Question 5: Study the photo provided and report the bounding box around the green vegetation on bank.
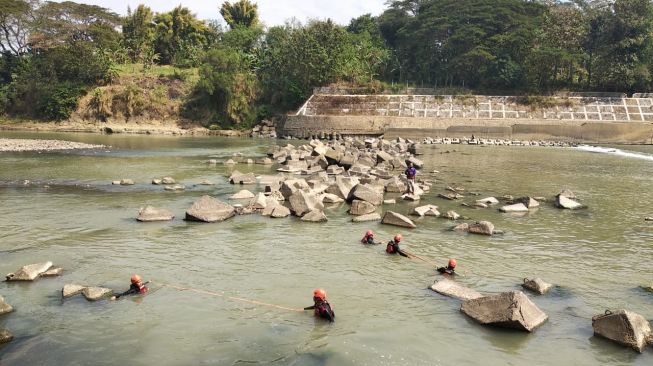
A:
[1,0,653,128]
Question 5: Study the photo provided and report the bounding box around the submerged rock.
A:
[229,190,256,200]
[301,209,328,222]
[137,205,174,222]
[515,196,540,208]
[0,329,13,344]
[468,221,495,236]
[592,309,652,353]
[163,184,185,191]
[477,197,499,205]
[119,179,134,185]
[382,211,417,228]
[401,193,421,201]
[499,203,529,213]
[185,195,235,222]
[161,177,176,184]
[413,205,440,217]
[0,295,13,315]
[82,287,113,301]
[438,193,464,200]
[522,278,553,295]
[352,213,382,222]
[62,284,87,298]
[5,262,53,281]
[452,223,470,232]
[41,267,63,277]
[431,278,483,301]
[443,211,461,220]
[460,291,548,332]
[555,194,584,210]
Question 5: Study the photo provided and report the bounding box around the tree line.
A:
[1,0,652,126]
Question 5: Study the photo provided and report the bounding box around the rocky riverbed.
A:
[0,138,105,152]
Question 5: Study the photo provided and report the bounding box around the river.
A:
[0,131,652,365]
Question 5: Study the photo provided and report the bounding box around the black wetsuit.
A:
[117,283,148,298]
[437,266,456,275]
[304,299,335,322]
[361,236,378,245]
[386,240,408,257]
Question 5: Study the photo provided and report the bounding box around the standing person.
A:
[386,234,409,257]
[304,288,335,322]
[405,161,417,195]
[110,274,149,300]
[361,230,379,245]
[436,259,457,275]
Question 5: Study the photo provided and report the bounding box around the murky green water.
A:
[0,131,652,365]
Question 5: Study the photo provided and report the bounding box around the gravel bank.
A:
[0,138,105,152]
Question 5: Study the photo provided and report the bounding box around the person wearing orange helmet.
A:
[361,230,379,245]
[304,288,335,322]
[437,258,457,275]
[111,274,149,300]
[386,233,408,257]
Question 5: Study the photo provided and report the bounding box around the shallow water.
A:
[0,131,652,365]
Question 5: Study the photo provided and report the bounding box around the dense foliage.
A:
[1,0,653,125]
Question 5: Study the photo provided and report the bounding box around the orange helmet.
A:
[394,234,402,242]
[313,288,327,300]
[131,274,142,284]
[366,230,374,236]
[448,259,457,268]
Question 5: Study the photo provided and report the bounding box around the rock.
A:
[352,213,382,222]
[326,176,360,199]
[137,205,174,222]
[151,179,162,185]
[0,295,13,315]
[443,211,460,220]
[288,190,324,217]
[468,221,495,236]
[402,193,421,201]
[431,278,483,301]
[460,291,548,332]
[645,217,653,221]
[280,178,310,199]
[558,189,576,199]
[384,177,407,193]
[438,193,464,200]
[185,195,236,222]
[413,205,440,217]
[514,196,540,208]
[120,179,134,185]
[349,200,377,215]
[161,177,176,184]
[477,197,499,205]
[320,193,344,204]
[249,193,268,209]
[163,184,185,191]
[592,309,652,353]
[522,278,553,295]
[256,158,273,165]
[350,184,384,206]
[0,329,13,344]
[452,223,470,232]
[82,287,113,301]
[383,199,396,204]
[62,284,87,298]
[270,205,291,218]
[41,267,63,277]
[5,262,53,281]
[111,180,121,185]
[376,150,394,164]
[406,156,424,169]
[555,194,584,209]
[224,159,237,165]
[382,211,417,228]
[198,180,214,185]
[230,190,256,200]
[301,210,328,222]
[499,203,529,213]
[229,171,256,185]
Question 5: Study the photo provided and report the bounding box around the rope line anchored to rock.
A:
[159,283,305,312]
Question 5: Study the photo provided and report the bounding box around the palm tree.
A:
[220,0,259,29]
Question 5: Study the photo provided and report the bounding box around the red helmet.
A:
[394,234,402,242]
[448,259,457,268]
[366,230,374,236]
[131,274,142,284]
[313,288,327,300]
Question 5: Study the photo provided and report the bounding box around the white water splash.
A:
[575,145,653,161]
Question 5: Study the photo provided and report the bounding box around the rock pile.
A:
[250,119,277,138]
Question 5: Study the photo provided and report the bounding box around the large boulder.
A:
[460,291,548,332]
[384,177,407,193]
[376,150,394,164]
[499,203,529,213]
[280,179,310,199]
[0,329,13,344]
[382,211,417,228]
[185,196,236,222]
[288,190,324,217]
[301,210,328,222]
[350,184,384,205]
[325,176,360,200]
[270,205,291,218]
[82,287,113,301]
[349,200,377,215]
[229,190,256,200]
[62,284,87,298]
[5,262,53,281]
[555,194,584,209]
[515,196,540,208]
[431,278,483,301]
[592,309,652,353]
[0,295,13,315]
[468,221,495,236]
[137,205,174,222]
[352,213,382,222]
[522,278,553,295]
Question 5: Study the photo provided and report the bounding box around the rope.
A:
[159,283,305,313]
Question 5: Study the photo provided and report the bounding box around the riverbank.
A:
[0,138,105,152]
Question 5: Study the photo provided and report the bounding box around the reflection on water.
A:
[0,132,652,365]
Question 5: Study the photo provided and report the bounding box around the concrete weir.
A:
[281,93,653,144]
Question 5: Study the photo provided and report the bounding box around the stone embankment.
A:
[0,138,104,152]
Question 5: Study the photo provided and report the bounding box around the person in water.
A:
[111,274,149,300]
[436,259,457,275]
[361,230,379,245]
[404,161,417,195]
[304,288,335,322]
[386,234,409,257]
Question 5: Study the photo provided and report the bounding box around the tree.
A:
[0,0,36,55]
[220,0,259,29]
[122,4,155,63]
[153,6,214,66]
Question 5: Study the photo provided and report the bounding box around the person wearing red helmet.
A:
[361,230,379,245]
[111,274,149,300]
[437,259,457,275]
[386,234,409,257]
[304,288,335,322]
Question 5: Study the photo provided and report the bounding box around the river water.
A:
[0,131,651,365]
